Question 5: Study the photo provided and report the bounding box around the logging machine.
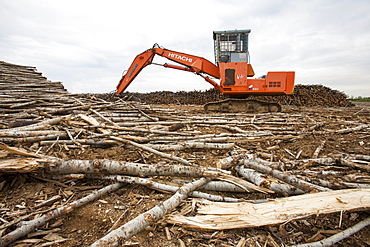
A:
[115,29,295,113]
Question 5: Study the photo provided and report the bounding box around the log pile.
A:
[0,92,369,246]
[103,84,354,107]
[0,62,368,246]
[0,61,68,98]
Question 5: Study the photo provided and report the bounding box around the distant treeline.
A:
[349,96,370,102]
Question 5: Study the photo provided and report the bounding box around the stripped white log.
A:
[172,179,248,193]
[99,125,192,136]
[89,108,118,126]
[87,175,242,202]
[216,172,273,194]
[290,216,370,247]
[348,154,370,161]
[0,117,63,132]
[44,158,223,178]
[215,125,271,135]
[9,100,39,109]
[0,130,64,137]
[90,178,210,247]
[0,133,70,144]
[241,155,331,193]
[110,136,193,166]
[235,166,304,195]
[40,139,118,146]
[334,124,369,134]
[340,158,370,173]
[167,189,370,230]
[312,140,326,159]
[79,114,110,134]
[218,154,331,192]
[44,158,270,193]
[147,142,234,151]
[0,183,123,247]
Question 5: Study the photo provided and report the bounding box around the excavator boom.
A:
[116,44,221,94]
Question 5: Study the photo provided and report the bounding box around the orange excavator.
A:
[115,29,295,113]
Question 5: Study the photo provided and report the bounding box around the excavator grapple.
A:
[115,29,295,113]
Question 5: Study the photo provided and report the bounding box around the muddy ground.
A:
[1,102,369,247]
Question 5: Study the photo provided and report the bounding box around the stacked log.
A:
[0,61,68,98]
[251,84,354,107]
[106,84,354,107]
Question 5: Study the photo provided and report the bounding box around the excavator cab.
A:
[213,29,250,64]
[213,30,255,92]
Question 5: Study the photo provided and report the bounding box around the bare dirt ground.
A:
[1,102,369,247]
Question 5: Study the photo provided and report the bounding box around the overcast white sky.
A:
[1,0,369,97]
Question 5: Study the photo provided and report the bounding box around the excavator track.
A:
[204,99,282,113]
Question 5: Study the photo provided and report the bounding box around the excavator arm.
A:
[115,44,222,94]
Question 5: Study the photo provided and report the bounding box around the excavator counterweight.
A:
[115,30,295,113]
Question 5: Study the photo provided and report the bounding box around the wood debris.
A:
[166,188,370,230]
[0,61,369,246]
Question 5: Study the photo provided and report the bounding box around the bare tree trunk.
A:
[240,155,331,193]
[235,166,304,195]
[110,136,193,166]
[147,142,234,151]
[167,189,370,230]
[0,183,123,247]
[340,158,370,173]
[90,177,211,247]
[87,175,242,202]
[44,158,218,177]
[290,216,370,247]
[2,117,63,132]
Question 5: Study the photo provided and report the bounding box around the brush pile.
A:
[108,84,354,107]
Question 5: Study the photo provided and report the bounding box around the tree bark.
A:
[90,178,211,247]
[290,216,370,247]
[0,183,123,247]
[240,154,331,193]
[235,166,304,195]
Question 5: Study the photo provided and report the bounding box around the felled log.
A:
[219,154,330,192]
[79,114,110,134]
[242,155,331,192]
[166,188,370,230]
[290,216,370,247]
[101,125,192,136]
[86,175,242,202]
[0,183,123,247]
[340,158,370,173]
[1,117,63,132]
[173,179,248,193]
[90,178,210,247]
[0,130,65,138]
[235,166,304,195]
[147,142,235,151]
[111,136,193,166]
[40,139,118,147]
[44,158,271,193]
